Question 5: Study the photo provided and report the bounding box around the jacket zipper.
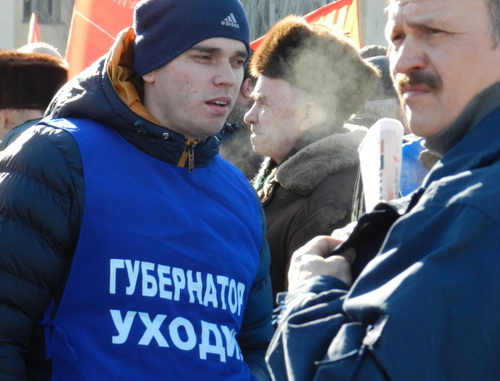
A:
[188,143,195,173]
[177,141,198,173]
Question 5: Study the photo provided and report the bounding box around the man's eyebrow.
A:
[235,50,249,60]
[406,14,444,30]
[250,92,266,101]
[189,44,248,60]
[189,45,220,54]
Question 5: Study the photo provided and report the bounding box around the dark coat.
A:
[266,83,500,381]
[0,28,273,381]
[253,124,366,300]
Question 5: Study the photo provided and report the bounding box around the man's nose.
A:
[391,36,428,75]
[244,103,258,125]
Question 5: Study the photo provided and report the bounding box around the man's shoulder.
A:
[417,162,500,225]
[15,120,79,150]
[0,118,83,182]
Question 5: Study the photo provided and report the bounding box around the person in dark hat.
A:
[350,55,435,203]
[349,54,419,218]
[0,49,67,140]
[352,55,407,129]
[244,15,378,302]
[359,43,388,59]
[0,0,273,379]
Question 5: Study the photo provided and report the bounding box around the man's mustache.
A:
[395,71,442,93]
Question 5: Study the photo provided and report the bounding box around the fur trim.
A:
[249,16,379,121]
[277,124,367,194]
[0,50,67,110]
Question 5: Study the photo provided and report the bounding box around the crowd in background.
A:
[1,0,499,380]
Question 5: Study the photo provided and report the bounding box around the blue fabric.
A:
[267,99,500,380]
[47,118,262,380]
[400,137,427,196]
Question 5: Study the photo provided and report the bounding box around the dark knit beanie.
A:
[133,0,250,76]
[0,50,68,110]
[365,55,398,101]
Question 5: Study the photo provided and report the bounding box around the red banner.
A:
[65,0,360,78]
[65,0,137,78]
[250,0,360,50]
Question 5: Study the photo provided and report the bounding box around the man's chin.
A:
[407,117,442,139]
[249,137,264,154]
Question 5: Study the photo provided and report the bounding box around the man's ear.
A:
[298,102,325,132]
[0,109,14,139]
[0,109,10,131]
[142,70,156,84]
[240,77,253,99]
[237,77,255,108]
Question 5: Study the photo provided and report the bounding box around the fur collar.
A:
[255,124,366,196]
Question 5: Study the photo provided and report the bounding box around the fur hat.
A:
[0,50,68,110]
[249,16,379,121]
[133,0,250,76]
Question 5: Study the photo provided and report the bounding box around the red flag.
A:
[250,0,361,50]
[65,0,135,78]
[28,12,41,44]
[65,0,361,77]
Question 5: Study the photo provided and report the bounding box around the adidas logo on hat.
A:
[221,13,240,29]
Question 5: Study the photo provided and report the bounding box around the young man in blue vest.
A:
[0,0,273,380]
[266,0,500,379]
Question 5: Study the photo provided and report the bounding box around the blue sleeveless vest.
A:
[45,118,262,380]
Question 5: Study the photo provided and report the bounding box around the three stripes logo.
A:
[221,13,240,29]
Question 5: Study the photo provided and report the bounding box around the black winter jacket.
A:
[0,28,273,380]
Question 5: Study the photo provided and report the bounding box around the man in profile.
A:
[266,0,500,379]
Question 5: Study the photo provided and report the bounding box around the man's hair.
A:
[17,42,65,60]
[490,0,500,43]
[387,0,500,44]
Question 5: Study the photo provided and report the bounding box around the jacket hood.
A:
[47,28,149,126]
[46,28,221,169]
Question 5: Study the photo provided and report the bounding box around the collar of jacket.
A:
[255,123,367,198]
[425,82,500,156]
[45,28,221,170]
[423,82,500,188]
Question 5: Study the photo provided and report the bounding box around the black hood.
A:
[46,28,221,169]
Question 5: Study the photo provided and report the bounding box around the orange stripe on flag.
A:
[28,12,41,44]
[250,0,360,51]
[303,0,353,20]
